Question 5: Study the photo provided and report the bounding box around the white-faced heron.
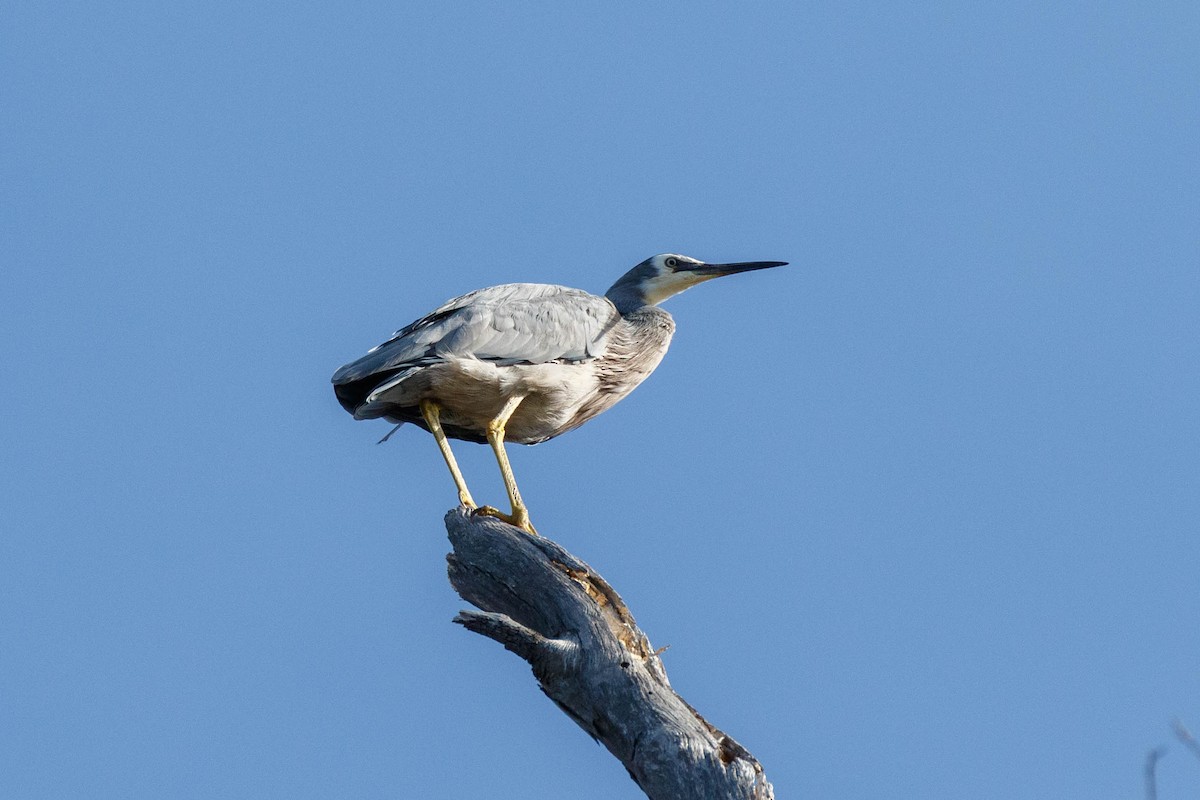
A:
[332,253,787,533]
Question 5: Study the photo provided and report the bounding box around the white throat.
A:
[641,269,712,306]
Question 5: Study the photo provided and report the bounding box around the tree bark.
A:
[444,508,774,800]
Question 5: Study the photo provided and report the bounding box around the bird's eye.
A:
[665,257,679,269]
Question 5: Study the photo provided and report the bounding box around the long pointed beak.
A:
[684,260,789,277]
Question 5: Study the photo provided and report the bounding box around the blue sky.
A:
[3,3,1198,798]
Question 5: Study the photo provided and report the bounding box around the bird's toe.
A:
[473,505,504,519]
[473,505,538,536]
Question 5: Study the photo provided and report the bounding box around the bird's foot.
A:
[473,505,538,536]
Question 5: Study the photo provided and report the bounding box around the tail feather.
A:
[332,368,404,415]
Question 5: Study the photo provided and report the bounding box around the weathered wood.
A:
[445,508,774,800]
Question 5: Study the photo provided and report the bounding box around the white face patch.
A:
[641,254,712,306]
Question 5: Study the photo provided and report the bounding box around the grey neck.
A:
[604,260,658,315]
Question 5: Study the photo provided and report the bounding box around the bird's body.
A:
[333,284,675,445]
[333,254,786,532]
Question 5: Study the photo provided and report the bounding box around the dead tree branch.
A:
[444,508,773,800]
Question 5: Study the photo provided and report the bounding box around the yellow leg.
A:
[475,394,537,535]
[420,399,475,509]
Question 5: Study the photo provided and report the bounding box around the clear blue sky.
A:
[3,3,1198,798]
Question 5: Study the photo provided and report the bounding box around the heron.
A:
[332,253,787,533]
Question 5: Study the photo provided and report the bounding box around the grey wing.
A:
[331,283,620,385]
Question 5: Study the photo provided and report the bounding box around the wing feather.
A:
[331,283,620,386]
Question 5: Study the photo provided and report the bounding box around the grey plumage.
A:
[333,284,626,442]
[332,253,786,532]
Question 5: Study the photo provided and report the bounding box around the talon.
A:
[473,505,538,536]
[473,505,505,519]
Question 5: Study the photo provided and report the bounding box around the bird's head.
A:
[605,253,788,313]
